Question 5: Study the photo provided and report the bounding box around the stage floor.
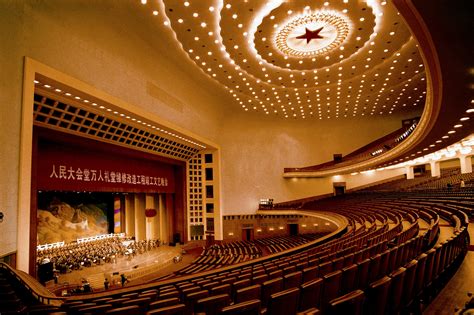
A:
[47,245,200,293]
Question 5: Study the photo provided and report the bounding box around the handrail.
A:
[0,262,65,305]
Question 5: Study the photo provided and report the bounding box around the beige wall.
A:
[222,215,338,242]
[217,112,410,213]
[0,1,420,258]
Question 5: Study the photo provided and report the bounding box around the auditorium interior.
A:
[0,0,473,314]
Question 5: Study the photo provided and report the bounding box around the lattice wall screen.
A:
[33,91,201,161]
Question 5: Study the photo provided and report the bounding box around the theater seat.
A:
[219,299,260,315]
[146,303,186,315]
[195,294,231,315]
[261,277,283,309]
[263,287,300,315]
[149,297,180,310]
[298,278,323,312]
[328,289,365,315]
[234,284,261,304]
[365,276,391,315]
[321,270,342,312]
[105,305,141,315]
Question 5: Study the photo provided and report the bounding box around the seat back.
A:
[321,270,342,312]
[252,274,268,285]
[318,261,333,276]
[366,276,391,315]
[266,287,300,315]
[328,289,365,315]
[78,304,112,314]
[356,259,370,289]
[302,266,319,283]
[340,264,358,294]
[413,253,428,297]
[261,277,283,308]
[298,278,323,312]
[401,260,418,307]
[368,254,382,283]
[234,284,261,304]
[121,297,152,312]
[146,303,186,315]
[195,294,231,315]
[105,305,141,315]
[283,271,303,289]
[211,283,232,296]
[185,290,209,314]
[378,250,390,279]
[149,297,180,311]
[387,267,406,315]
[220,299,260,315]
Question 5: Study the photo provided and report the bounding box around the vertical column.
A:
[167,194,176,244]
[430,161,441,177]
[159,194,168,245]
[134,193,146,241]
[125,194,135,238]
[459,155,473,174]
[405,166,414,180]
[145,194,160,240]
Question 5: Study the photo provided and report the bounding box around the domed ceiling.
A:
[143,0,426,120]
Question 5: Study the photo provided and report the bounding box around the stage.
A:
[46,244,199,294]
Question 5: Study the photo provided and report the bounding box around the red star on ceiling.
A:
[296,26,324,44]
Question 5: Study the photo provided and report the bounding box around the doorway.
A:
[288,224,299,236]
[242,228,254,241]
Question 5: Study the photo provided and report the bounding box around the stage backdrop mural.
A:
[37,192,112,245]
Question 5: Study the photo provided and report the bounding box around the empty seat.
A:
[321,270,342,312]
[356,258,370,289]
[332,257,345,271]
[263,287,300,315]
[78,304,113,314]
[387,267,406,315]
[149,297,180,310]
[401,260,418,310]
[261,277,283,309]
[368,254,382,283]
[234,284,261,304]
[340,264,358,295]
[284,271,303,289]
[211,284,232,296]
[328,289,365,315]
[302,266,319,283]
[159,290,180,300]
[105,305,141,315]
[298,278,323,312]
[195,294,231,315]
[378,250,390,279]
[232,279,251,298]
[365,276,391,315]
[219,299,260,315]
[146,303,186,315]
[318,261,333,276]
[185,290,209,315]
[252,274,268,285]
[121,297,152,312]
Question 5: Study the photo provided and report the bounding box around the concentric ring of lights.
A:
[275,12,350,58]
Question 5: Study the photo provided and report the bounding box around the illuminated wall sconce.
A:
[228,232,234,236]
[269,227,274,231]
[256,228,262,232]
[313,223,318,226]
[279,226,284,230]
[325,222,330,226]
[301,224,307,227]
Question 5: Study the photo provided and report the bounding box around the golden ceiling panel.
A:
[150,0,426,120]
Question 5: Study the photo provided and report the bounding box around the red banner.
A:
[37,140,175,193]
